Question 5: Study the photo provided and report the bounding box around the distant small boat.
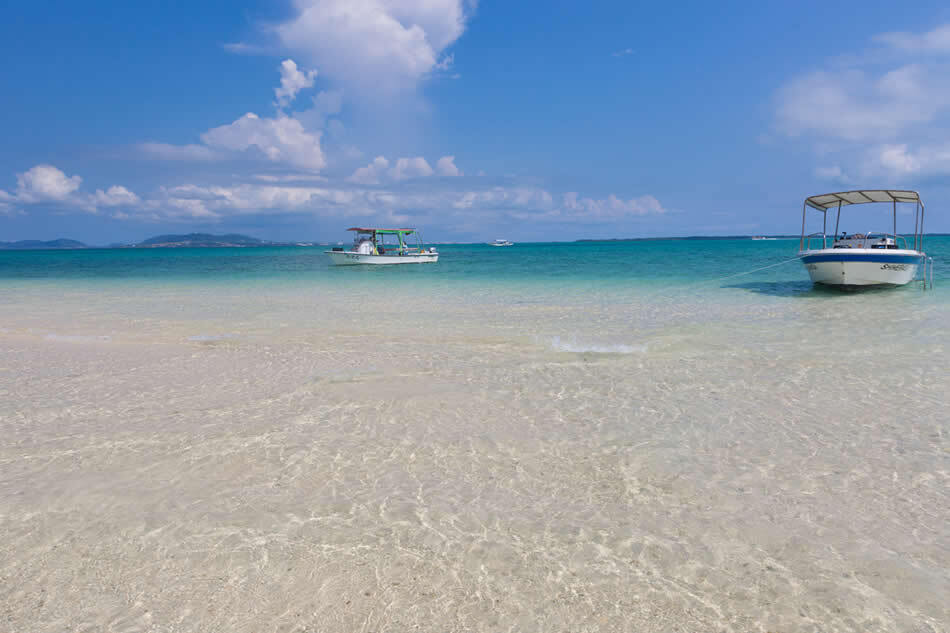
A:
[751,236,776,240]
[798,189,930,287]
[325,227,438,265]
[489,239,513,247]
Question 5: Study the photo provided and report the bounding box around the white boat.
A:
[325,227,438,265]
[489,239,513,247]
[797,190,929,287]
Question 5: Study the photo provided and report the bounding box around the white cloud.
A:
[16,164,82,202]
[612,48,634,57]
[875,24,950,54]
[347,156,389,184]
[0,189,14,214]
[74,175,665,228]
[876,144,919,174]
[274,59,317,108]
[560,192,665,219]
[5,164,140,214]
[295,89,344,130]
[139,142,218,161]
[389,156,433,181]
[94,185,141,207]
[776,65,950,141]
[275,0,472,96]
[201,113,326,172]
[137,60,328,173]
[348,154,462,184]
[436,155,461,177]
[865,142,950,177]
[775,23,950,179]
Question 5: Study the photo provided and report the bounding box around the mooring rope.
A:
[716,255,805,282]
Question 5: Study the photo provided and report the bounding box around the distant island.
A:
[575,235,799,242]
[0,233,314,250]
[0,238,87,250]
[134,233,304,248]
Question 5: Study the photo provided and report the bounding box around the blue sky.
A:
[2,0,950,244]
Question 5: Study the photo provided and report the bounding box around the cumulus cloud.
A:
[346,156,463,185]
[0,188,14,214]
[16,164,82,202]
[31,171,661,228]
[875,24,950,54]
[436,155,461,176]
[347,155,461,184]
[275,0,472,96]
[201,113,326,172]
[5,164,139,214]
[274,59,317,108]
[560,193,665,219]
[775,22,950,179]
[295,89,344,130]
[94,185,141,207]
[347,156,389,184]
[138,60,328,173]
[776,65,950,142]
[389,156,433,181]
[866,142,950,177]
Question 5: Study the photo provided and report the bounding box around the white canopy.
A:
[805,190,921,211]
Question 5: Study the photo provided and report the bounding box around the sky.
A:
[2,0,950,244]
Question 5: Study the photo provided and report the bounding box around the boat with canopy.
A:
[325,227,438,265]
[798,189,932,287]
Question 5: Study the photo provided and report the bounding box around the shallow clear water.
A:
[1,239,947,632]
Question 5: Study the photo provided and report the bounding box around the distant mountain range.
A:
[0,238,87,249]
[136,233,273,247]
[0,233,313,249]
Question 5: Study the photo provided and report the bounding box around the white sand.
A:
[0,283,947,632]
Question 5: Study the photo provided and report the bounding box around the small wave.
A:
[549,336,647,354]
[44,333,112,343]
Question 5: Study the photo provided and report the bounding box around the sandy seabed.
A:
[0,283,947,632]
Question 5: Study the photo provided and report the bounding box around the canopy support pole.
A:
[914,200,920,251]
[893,200,897,245]
[834,201,841,240]
[822,209,827,249]
[799,202,807,251]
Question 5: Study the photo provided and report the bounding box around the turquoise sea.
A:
[1,237,947,632]
[1,236,947,291]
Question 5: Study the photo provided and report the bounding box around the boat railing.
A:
[811,231,911,250]
[803,232,828,250]
[862,232,909,250]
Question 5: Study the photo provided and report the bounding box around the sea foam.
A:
[548,336,647,354]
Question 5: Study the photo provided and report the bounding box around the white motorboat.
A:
[489,239,513,247]
[325,227,438,265]
[798,190,930,287]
